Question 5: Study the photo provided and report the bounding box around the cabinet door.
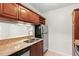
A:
[2,3,18,19]
[30,43,38,56]
[34,14,40,25]
[37,40,43,56]
[30,40,43,56]
[28,11,40,25]
[18,6,30,22]
[74,10,79,39]
[40,18,45,25]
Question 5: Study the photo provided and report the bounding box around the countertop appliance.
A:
[35,24,48,53]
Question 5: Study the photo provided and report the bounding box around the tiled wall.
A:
[0,20,34,40]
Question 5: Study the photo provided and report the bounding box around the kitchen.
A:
[0,3,48,56]
[0,3,79,56]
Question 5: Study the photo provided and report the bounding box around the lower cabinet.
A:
[30,40,43,56]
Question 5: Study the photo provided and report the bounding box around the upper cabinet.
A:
[1,3,18,19]
[28,11,40,25]
[18,5,40,25]
[18,5,30,22]
[74,10,79,39]
[39,17,45,25]
[0,3,45,25]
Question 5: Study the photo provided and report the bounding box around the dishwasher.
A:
[9,47,30,56]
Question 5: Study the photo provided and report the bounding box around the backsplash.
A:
[0,20,34,40]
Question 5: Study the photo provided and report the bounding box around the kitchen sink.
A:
[24,38,40,43]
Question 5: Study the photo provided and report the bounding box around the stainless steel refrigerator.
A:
[41,25,48,53]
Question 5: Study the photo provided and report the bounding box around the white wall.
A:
[44,4,79,55]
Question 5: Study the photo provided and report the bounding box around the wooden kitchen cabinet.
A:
[40,17,45,25]
[0,3,45,25]
[28,11,40,25]
[18,5,40,25]
[1,3,18,19]
[74,9,79,40]
[30,40,43,56]
[18,5,30,22]
[41,19,45,24]
[34,14,40,25]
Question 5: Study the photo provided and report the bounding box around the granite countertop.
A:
[0,35,32,47]
[0,36,43,56]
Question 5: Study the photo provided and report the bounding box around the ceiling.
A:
[30,3,75,13]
